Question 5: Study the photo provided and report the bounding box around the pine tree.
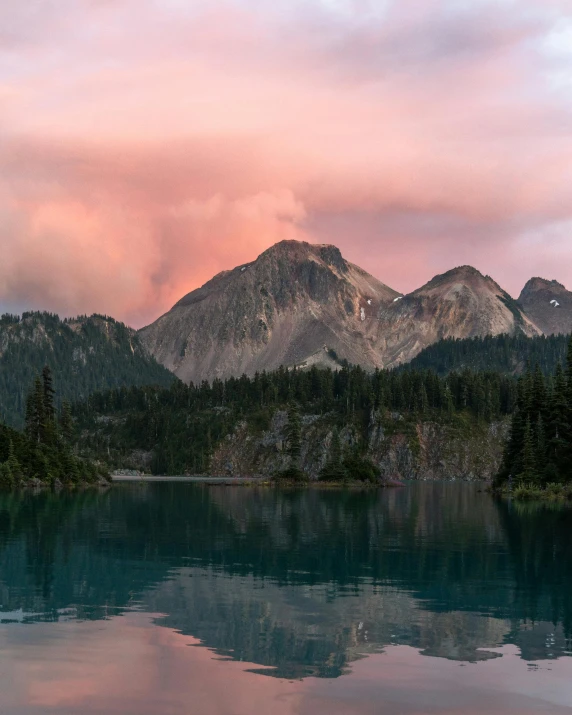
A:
[535,415,547,486]
[6,440,24,483]
[0,461,13,488]
[281,402,306,481]
[562,336,572,477]
[42,366,58,446]
[547,364,568,475]
[319,428,347,482]
[532,363,546,417]
[518,417,537,484]
[566,335,572,400]
[42,366,55,421]
[25,377,45,444]
[442,382,455,417]
[59,401,74,444]
[285,403,302,463]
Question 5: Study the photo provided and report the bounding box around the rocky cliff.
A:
[139,241,545,381]
[209,410,508,482]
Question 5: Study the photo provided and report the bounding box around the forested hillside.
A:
[73,364,517,477]
[0,312,175,426]
[494,338,572,491]
[0,367,108,486]
[404,333,569,376]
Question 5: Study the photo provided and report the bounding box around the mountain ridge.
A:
[139,240,562,382]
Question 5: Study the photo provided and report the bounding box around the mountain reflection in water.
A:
[0,482,571,682]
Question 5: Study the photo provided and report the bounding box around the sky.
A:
[1,0,571,327]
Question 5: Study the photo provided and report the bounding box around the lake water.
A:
[0,482,571,714]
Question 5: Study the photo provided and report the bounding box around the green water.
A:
[0,482,571,714]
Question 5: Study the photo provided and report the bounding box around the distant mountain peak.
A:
[518,276,572,335]
[411,264,503,299]
[520,277,567,297]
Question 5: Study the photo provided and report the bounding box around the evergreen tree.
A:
[535,415,547,485]
[42,366,56,421]
[319,428,347,482]
[0,370,109,488]
[496,343,572,489]
[518,417,537,484]
[0,461,13,488]
[25,377,45,444]
[285,403,302,463]
[280,402,306,481]
[566,335,572,400]
[59,401,74,444]
[6,440,24,483]
[442,382,454,417]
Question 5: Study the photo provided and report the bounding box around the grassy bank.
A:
[494,482,572,502]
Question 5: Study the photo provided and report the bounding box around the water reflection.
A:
[1,615,570,715]
[0,483,571,680]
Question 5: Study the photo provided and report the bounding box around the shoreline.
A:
[111,475,406,488]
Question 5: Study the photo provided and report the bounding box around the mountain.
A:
[139,242,540,381]
[139,240,398,383]
[375,265,540,368]
[0,312,175,426]
[518,277,572,336]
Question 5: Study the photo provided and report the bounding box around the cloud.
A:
[0,0,571,324]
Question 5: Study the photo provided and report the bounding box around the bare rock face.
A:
[138,240,398,382]
[208,410,508,481]
[374,265,540,367]
[139,242,543,382]
[518,277,572,336]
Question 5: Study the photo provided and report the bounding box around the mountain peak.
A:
[141,240,398,382]
[519,277,567,298]
[412,265,499,298]
[257,240,348,273]
[518,277,572,335]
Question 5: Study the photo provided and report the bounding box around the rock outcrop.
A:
[209,410,508,482]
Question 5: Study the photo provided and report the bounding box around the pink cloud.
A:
[0,0,571,325]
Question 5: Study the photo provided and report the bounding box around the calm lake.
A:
[0,482,571,714]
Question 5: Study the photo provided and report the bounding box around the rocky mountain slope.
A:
[0,312,174,426]
[518,277,572,336]
[375,265,539,368]
[139,241,398,383]
[139,240,546,381]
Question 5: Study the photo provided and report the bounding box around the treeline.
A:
[0,311,174,427]
[405,333,570,376]
[494,337,572,488]
[74,364,518,475]
[0,367,108,487]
